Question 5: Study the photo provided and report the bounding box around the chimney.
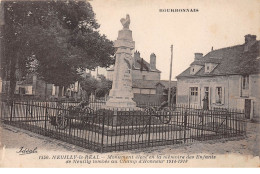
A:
[134,50,140,59]
[194,53,203,60]
[133,50,140,67]
[245,34,256,44]
[150,53,156,70]
[244,34,257,51]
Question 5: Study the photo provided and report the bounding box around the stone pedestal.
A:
[105,28,137,110]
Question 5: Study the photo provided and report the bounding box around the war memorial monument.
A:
[105,14,137,110]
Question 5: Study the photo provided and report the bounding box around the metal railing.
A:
[0,100,246,152]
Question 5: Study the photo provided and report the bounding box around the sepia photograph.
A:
[0,0,259,168]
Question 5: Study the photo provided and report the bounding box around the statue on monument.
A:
[120,14,130,29]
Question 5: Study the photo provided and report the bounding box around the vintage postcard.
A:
[0,0,259,168]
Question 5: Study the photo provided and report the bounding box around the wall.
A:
[177,75,242,109]
[249,74,260,117]
[133,94,167,104]
[176,79,189,104]
[132,70,160,80]
[107,69,160,81]
[177,74,260,117]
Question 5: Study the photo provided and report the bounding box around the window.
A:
[190,65,203,75]
[190,87,198,103]
[216,87,222,104]
[242,75,249,90]
[205,65,211,73]
[205,63,218,73]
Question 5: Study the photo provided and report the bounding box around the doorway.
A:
[245,99,251,119]
[203,87,209,110]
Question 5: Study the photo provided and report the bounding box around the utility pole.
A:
[96,66,99,78]
[168,45,173,107]
[0,1,5,93]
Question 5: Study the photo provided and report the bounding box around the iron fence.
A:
[0,100,246,152]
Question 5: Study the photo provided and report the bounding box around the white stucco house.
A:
[176,34,260,119]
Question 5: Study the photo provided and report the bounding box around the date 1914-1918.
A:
[166,160,188,163]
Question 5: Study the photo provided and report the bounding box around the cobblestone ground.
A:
[0,121,259,167]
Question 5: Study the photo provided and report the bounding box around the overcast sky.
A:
[90,0,260,80]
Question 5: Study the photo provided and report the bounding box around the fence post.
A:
[30,101,33,119]
[212,110,215,134]
[147,115,152,147]
[112,110,117,126]
[243,112,246,136]
[68,117,72,137]
[100,112,106,153]
[10,100,14,122]
[184,110,187,143]
[225,110,228,137]
[25,101,28,119]
[44,102,48,135]
[201,110,204,139]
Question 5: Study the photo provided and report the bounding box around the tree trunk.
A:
[44,82,47,100]
[8,55,16,101]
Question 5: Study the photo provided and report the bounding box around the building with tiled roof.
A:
[107,51,161,81]
[132,79,176,104]
[107,51,176,104]
[176,34,260,119]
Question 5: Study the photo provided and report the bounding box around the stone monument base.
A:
[103,96,139,111]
